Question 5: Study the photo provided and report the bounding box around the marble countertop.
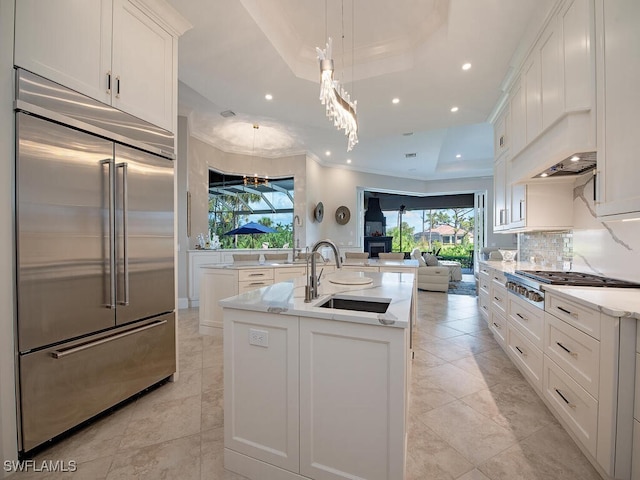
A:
[219,271,414,329]
[541,285,640,320]
[204,259,418,270]
[479,261,640,320]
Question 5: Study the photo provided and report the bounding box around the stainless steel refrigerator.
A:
[14,69,176,453]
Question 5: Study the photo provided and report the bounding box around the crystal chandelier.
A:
[316,36,358,152]
[244,124,268,186]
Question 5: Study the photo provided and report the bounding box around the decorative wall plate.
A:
[335,205,350,225]
[314,202,324,222]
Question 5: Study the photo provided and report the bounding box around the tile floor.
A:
[10,285,604,479]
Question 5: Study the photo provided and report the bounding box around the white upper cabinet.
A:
[595,0,640,218]
[505,0,595,183]
[14,0,190,133]
[493,157,508,232]
[14,1,113,105]
[494,106,509,160]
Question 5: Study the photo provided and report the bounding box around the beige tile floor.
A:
[10,285,604,480]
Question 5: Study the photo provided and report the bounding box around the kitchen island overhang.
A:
[220,270,413,480]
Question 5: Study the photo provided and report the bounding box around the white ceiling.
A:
[168,0,554,181]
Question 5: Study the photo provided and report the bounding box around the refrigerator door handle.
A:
[49,319,167,359]
[101,159,116,309]
[116,162,129,306]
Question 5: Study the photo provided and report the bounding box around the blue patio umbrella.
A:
[223,221,276,247]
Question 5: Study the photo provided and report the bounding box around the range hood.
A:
[533,152,596,178]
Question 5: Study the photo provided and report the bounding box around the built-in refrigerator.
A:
[14,69,176,453]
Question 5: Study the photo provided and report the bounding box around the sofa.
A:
[410,248,450,292]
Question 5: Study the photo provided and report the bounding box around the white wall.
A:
[176,116,189,307]
[1,0,18,471]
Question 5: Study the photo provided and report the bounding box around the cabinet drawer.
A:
[508,295,544,349]
[490,311,507,349]
[491,270,507,286]
[238,269,274,282]
[544,313,600,399]
[479,275,490,296]
[546,294,600,339]
[543,356,598,457]
[238,279,274,294]
[507,323,543,391]
[274,267,306,283]
[479,293,490,324]
[479,265,491,278]
[491,285,508,317]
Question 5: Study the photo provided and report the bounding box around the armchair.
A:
[410,248,449,292]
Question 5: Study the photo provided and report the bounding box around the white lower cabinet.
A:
[543,355,598,457]
[489,311,507,349]
[507,322,543,392]
[223,309,409,480]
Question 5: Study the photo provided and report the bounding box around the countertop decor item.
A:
[314,202,324,222]
[335,205,350,225]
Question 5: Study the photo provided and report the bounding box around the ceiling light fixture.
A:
[450,106,459,112]
[392,98,400,104]
[264,93,273,100]
[346,159,352,164]
[325,150,331,156]
[316,1,358,152]
[570,155,580,162]
[456,154,462,158]
[462,63,472,70]
[244,124,268,187]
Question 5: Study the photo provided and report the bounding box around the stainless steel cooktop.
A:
[515,270,640,288]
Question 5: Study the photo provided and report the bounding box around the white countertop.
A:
[219,271,414,329]
[480,260,640,320]
[541,285,640,320]
[204,259,418,270]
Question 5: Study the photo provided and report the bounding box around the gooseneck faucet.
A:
[305,239,342,301]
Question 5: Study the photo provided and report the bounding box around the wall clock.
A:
[314,202,324,222]
[335,206,350,225]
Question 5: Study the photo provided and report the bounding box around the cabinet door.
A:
[224,310,299,472]
[595,0,640,217]
[14,0,112,104]
[539,18,563,129]
[524,54,542,143]
[112,0,174,131]
[494,108,509,159]
[510,182,526,227]
[493,157,507,230]
[299,318,407,480]
[509,79,526,156]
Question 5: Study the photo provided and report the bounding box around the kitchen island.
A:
[220,271,413,480]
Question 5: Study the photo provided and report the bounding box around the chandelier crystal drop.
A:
[316,37,358,152]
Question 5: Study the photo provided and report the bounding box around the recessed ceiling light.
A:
[570,155,580,162]
[540,173,549,178]
[392,98,400,104]
[346,159,352,164]
[456,154,462,158]
[450,106,459,112]
[462,63,472,71]
[325,150,331,156]
[264,93,273,100]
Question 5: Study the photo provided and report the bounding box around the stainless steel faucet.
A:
[305,239,342,301]
[292,214,301,261]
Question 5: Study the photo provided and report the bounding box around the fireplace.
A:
[364,236,392,257]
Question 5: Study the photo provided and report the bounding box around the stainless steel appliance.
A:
[14,69,176,453]
[504,270,640,308]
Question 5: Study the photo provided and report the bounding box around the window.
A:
[208,170,294,249]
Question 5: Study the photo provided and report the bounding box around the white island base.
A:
[221,272,412,480]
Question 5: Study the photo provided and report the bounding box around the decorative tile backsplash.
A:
[516,174,640,282]
[519,231,573,269]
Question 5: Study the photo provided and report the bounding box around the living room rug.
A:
[448,280,477,296]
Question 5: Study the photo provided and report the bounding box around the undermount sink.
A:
[317,294,391,313]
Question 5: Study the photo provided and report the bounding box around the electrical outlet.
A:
[248,328,268,347]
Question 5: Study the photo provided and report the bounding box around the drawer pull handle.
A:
[556,341,577,357]
[249,273,265,277]
[494,296,502,302]
[249,282,266,286]
[555,388,576,409]
[516,313,528,321]
[557,306,578,318]
[492,322,501,329]
[482,305,488,311]
[50,320,167,359]
[515,345,526,356]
